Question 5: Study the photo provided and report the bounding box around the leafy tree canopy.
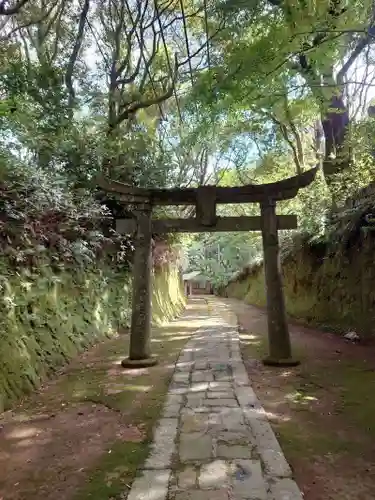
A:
[2,0,375,280]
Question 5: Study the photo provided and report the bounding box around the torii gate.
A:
[99,167,317,368]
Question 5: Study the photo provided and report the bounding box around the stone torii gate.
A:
[99,167,317,368]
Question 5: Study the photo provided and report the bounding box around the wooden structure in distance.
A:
[99,167,318,368]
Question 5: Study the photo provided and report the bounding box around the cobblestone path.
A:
[127,298,302,500]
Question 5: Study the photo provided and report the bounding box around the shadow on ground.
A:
[223,298,375,500]
[0,299,208,500]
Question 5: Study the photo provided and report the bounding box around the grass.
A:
[74,441,150,500]
[242,332,375,439]
[240,331,307,364]
[74,383,169,500]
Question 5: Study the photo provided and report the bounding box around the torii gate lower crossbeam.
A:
[99,167,318,369]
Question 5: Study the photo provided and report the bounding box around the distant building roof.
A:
[182,271,201,281]
[183,271,211,282]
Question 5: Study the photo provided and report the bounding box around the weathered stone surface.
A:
[209,382,232,391]
[206,406,225,413]
[191,406,210,413]
[178,466,197,489]
[174,372,190,384]
[217,431,252,446]
[179,353,193,363]
[163,404,181,418]
[203,398,238,408]
[192,372,213,383]
[230,460,267,500]
[170,387,189,395]
[166,394,184,405]
[268,478,304,499]
[186,396,205,410]
[144,418,178,469]
[261,449,292,478]
[248,418,282,453]
[216,444,252,459]
[190,382,210,392]
[174,490,229,500]
[220,409,245,431]
[211,362,230,371]
[243,406,268,421]
[195,360,209,370]
[208,408,245,433]
[186,391,206,400]
[236,386,258,407]
[214,375,231,382]
[176,361,194,372]
[206,390,234,399]
[179,346,194,358]
[181,412,209,433]
[233,372,249,387]
[199,460,228,489]
[180,433,212,462]
[127,469,171,500]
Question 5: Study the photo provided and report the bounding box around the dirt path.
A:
[224,298,375,500]
[0,299,208,500]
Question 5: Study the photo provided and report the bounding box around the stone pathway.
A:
[127,298,302,500]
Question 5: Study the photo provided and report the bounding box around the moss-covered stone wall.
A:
[225,233,375,338]
[0,262,185,411]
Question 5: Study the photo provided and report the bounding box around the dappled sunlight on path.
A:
[0,299,207,500]
[127,296,301,500]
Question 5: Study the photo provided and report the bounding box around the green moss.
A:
[225,235,375,338]
[75,386,169,500]
[74,441,150,500]
[152,265,186,325]
[275,421,355,457]
[242,322,375,437]
[0,261,185,411]
[242,328,375,460]
[316,360,375,438]
[70,299,188,500]
[273,360,375,461]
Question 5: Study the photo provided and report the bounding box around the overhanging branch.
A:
[114,53,178,126]
[65,0,90,108]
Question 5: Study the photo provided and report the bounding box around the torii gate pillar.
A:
[121,208,158,368]
[261,201,297,366]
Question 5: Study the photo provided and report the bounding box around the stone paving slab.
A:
[124,297,303,500]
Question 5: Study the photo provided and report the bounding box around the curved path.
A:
[127,297,302,500]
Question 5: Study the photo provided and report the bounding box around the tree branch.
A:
[337,35,373,84]
[65,0,90,109]
[283,95,304,170]
[114,53,178,126]
[268,112,302,175]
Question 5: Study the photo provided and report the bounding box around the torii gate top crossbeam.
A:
[107,166,319,369]
[98,167,318,205]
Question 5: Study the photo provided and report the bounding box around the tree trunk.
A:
[321,93,350,180]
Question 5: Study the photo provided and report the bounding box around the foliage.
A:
[2,0,375,299]
[0,261,184,410]
[185,231,262,287]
